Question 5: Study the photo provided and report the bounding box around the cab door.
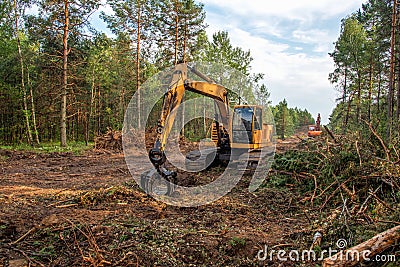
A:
[252,107,262,149]
[232,106,253,146]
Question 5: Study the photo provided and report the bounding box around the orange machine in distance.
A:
[308,113,322,137]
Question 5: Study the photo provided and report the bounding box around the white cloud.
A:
[292,29,329,44]
[201,0,364,22]
[223,27,336,121]
[201,0,367,124]
[292,29,333,53]
[98,0,114,15]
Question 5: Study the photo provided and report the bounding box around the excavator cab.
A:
[231,105,272,150]
[232,106,258,144]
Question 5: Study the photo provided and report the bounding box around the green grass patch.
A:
[0,141,94,155]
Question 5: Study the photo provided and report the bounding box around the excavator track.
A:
[185,148,217,172]
[140,168,176,196]
[236,148,275,172]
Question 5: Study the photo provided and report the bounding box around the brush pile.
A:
[94,128,123,151]
[271,131,400,264]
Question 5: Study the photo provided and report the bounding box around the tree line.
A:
[329,0,400,146]
[1,0,316,147]
[272,99,315,140]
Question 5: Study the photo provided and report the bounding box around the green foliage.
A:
[151,0,207,65]
[272,99,314,139]
[267,174,294,188]
[255,84,271,106]
[0,0,276,146]
[272,133,400,204]
[198,31,264,105]
[329,0,399,143]
[0,141,93,154]
[228,236,246,247]
[271,135,400,258]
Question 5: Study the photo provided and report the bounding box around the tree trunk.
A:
[183,23,187,63]
[344,95,353,134]
[60,0,69,147]
[356,71,361,123]
[323,225,400,267]
[174,1,179,65]
[27,68,40,145]
[397,4,400,127]
[137,0,141,129]
[98,86,101,135]
[13,0,32,145]
[84,112,88,145]
[377,61,382,113]
[342,65,348,128]
[281,108,285,140]
[387,0,397,143]
[89,66,95,140]
[368,56,374,123]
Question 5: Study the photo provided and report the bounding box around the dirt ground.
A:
[0,136,320,267]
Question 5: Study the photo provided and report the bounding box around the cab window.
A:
[254,108,262,130]
[233,107,253,131]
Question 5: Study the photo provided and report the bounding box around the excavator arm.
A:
[148,63,229,181]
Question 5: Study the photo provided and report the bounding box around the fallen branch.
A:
[368,190,395,212]
[362,119,390,162]
[114,251,139,267]
[65,218,111,266]
[11,247,46,267]
[323,225,400,267]
[357,186,381,215]
[376,220,400,225]
[46,199,72,207]
[10,227,36,245]
[319,177,354,210]
[271,169,309,179]
[303,172,317,205]
[323,125,338,144]
[56,203,78,208]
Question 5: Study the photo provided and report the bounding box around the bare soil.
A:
[0,137,318,267]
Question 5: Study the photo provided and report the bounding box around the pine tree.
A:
[31,0,100,146]
[155,0,206,65]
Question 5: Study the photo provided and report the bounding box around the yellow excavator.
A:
[142,63,274,195]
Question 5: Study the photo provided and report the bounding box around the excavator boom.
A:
[148,63,229,182]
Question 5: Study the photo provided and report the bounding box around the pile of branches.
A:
[93,127,199,153]
[94,128,122,151]
[271,130,400,264]
[273,130,400,209]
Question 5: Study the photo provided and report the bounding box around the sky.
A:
[199,0,367,124]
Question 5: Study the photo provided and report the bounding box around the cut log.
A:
[323,225,400,266]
